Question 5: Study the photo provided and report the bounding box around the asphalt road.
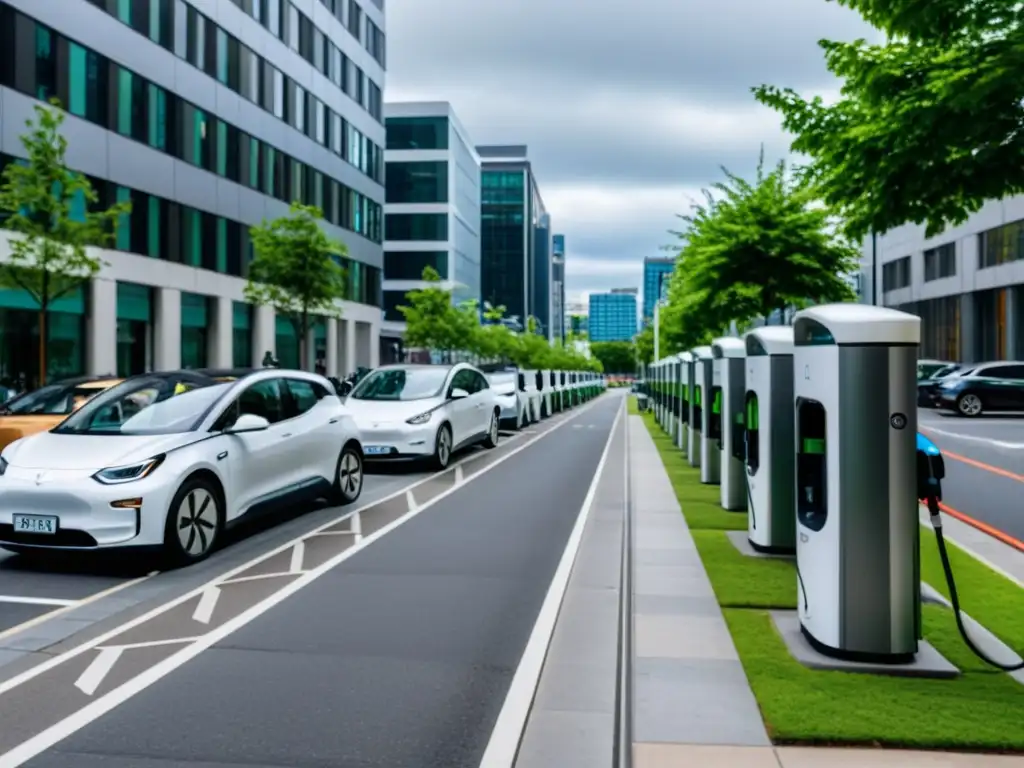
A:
[0,393,622,767]
[918,408,1024,543]
[0,440,509,649]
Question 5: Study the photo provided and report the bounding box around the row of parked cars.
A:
[917,358,1024,416]
[0,363,604,566]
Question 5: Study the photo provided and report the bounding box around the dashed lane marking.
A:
[0,596,76,607]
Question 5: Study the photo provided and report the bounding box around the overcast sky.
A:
[384,0,879,311]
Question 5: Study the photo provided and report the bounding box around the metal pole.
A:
[871,231,878,306]
[653,301,660,362]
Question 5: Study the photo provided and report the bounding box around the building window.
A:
[385,161,448,204]
[67,42,106,122]
[116,282,152,377]
[382,290,408,322]
[923,243,956,282]
[385,116,448,151]
[882,256,911,292]
[180,292,210,368]
[384,251,449,280]
[232,301,252,368]
[979,220,1024,269]
[385,213,448,242]
[275,315,299,368]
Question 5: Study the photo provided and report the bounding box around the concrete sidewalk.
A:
[629,415,1024,768]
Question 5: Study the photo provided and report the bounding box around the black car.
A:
[917,361,961,407]
[934,361,1024,416]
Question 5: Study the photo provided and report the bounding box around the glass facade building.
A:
[642,256,674,322]
[382,103,482,338]
[0,0,385,386]
[552,234,566,342]
[589,290,637,342]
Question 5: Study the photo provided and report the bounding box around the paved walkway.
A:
[628,415,1024,768]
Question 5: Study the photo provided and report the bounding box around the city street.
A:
[0,393,625,767]
[919,408,1024,545]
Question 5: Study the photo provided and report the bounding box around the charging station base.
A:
[725,530,795,560]
[770,611,960,679]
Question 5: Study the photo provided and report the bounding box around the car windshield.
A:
[930,364,960,379]
[53,381,228,435]
[0,382,114,415]
[350,368,448,401]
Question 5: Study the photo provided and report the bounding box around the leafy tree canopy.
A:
[244,202,347,367]
[398,266,464,353]
[590,341,636,374]
[661,153,857,346]
[0,100,129,383]
[634,324,654,367]
[754,0,1023,238]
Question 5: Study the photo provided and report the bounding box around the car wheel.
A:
[329,444,363,506]
[957,392,983,417]
[432,424,453,470]
[163,476,222,566]
[483,409,500,449]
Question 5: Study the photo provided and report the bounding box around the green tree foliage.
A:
[661,153,857,346]
[0,100,130,384]
[754,0,1019,239]
[244,202,347,369]
[634,324,654,367]
[590,341,636,374]
[398,266,463,357]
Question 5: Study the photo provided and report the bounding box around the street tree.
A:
[0,100,130,385]
[754,0,1022,239]
[398,266,463,360]
[245,203,347,370]
[666,153,858,334]
[634,325,654,367]
[590,341,636,374]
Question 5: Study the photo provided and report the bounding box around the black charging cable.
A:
[926,496,1024,672]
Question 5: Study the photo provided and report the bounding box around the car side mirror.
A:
[450,388,470,400]
[226,413,271,433]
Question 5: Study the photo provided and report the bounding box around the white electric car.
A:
[486,370,528,431]
[344,363,500,469]
[0,370,364,564]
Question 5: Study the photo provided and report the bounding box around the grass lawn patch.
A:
[627,395,640,414]
[637,412,1024,751]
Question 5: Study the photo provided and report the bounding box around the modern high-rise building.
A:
[552,234,566,343]
[381,101,481,348]
[0,0,385,385]
[478,145,552,339]
[642,256,675,322]
[861,199,1024,362]
[589,288,638,342]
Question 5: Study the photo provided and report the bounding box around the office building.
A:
[589,288,637,342]
[478,144,552,339]
[552,234,566,342]
[566,299,588,338]
[860,199,1024,362]
[642,256,674,322]
[381,101,481,346]
[0,0,385,386]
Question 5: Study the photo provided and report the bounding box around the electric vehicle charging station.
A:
[712,337,746,510]
[686,350,703,467]
[560,371,570,409]
[793,304,920,663]
[743,326,796,554]
[664,359,676,439]
[669,356,682,447]
[690,346,714,476]
[522,369,542,422]
[549,371,561,412]
[537,370,550,417]
[677,352,692,451]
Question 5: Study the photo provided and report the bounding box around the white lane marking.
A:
[0,398,614,764]
[478,398,625,768]
[920,425,1024,449]
[288,542,305,573]
[0,573,158,644]
[100,637,200,652]
[219,572,303,586]
[454,465,464,485]
[191,587,220,625]
[350,511,362,543]
[0,596,76,607]
[405,489,418,512]
[73,648,122,697]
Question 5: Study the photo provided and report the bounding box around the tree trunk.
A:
[37,308,47,388]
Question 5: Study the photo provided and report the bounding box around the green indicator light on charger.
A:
[802,438,826,454]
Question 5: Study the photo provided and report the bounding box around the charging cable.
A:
[926,495,1024,672]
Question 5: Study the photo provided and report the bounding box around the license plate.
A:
[12,514,58,534]
[363,445,392,456]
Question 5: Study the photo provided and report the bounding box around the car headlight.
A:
[92,455,165,485]
[406,411,433,425]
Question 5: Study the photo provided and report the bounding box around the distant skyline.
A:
[383,0,879,313]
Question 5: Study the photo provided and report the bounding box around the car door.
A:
[218,377,292,515]
[283,378,339,481]
[982,365,1024,410]
[469,371,493,435]
[446,369,478,446]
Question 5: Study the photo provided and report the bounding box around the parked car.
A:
[485,370,528,431]
[0,370,363,563]
[917,362,962,407]
[343,363,500,469]
[0,372,215,454]
[934,361,1024,417]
